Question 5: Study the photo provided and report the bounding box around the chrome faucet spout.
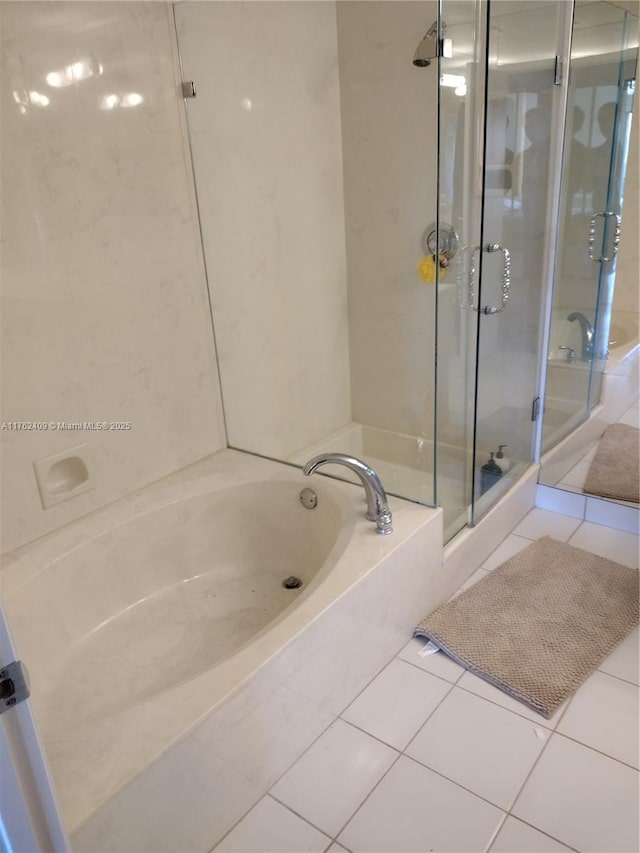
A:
[567,312,595,361]
[303,453,393,534]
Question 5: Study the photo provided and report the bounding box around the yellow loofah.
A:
[418,255,437,282]
[418,254,447,283]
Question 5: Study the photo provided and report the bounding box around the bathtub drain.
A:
[282,576,303,590]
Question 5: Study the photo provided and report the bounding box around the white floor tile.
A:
[457,671,567,728]
[216,796,330,853]
[327,846,349,853]
[270,720,396,838]
[406,688,548,809]
[598,626,639,685]
[562,460,590,489]
[557,670,639,768]
[618,405,640,428]
[490,817,572,852]
[481,534,532,572]
[338,755,504,853]
[568,521,640,569]
[450,568,489,598]
[583,443,598,462]
[341,658,451,750]
[513,734,640,853]
[397,637,465,684]
[511,508,581,542]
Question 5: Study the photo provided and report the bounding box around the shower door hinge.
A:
[0,660,30,715]
[531,397,541,422]
[553,57,563,86]
[181,81,197,99]
[439,37,453,59]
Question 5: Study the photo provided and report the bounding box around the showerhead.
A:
[412,50,432,68]
[412,20,445,68]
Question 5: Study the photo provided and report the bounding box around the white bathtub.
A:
[2,450,441,852]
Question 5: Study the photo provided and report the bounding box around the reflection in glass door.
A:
[542,2,637,453]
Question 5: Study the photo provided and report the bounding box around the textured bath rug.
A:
[415,536,639,718]
[583,423,639,503]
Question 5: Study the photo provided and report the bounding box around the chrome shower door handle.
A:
[588,211,621,262]
[481,243,511,315]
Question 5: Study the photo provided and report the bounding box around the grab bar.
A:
[588,211,621,262]
[460,243,511,314]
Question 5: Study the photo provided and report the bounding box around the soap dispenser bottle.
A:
[480,452,502,495]
[495,445,511,473]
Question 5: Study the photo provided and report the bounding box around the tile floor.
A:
[214,508,639,853]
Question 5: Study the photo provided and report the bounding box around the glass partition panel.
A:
[542,1,636,455]
[435,0,487,540]
[174,1,439,509]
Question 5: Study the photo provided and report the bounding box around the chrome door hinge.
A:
[0,660,30,715]
[554,56,563,86]
[531,397,541,422]
[181,81,197,99]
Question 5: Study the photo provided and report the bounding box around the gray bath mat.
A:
[415,536,639,718]
[583,423,639,503]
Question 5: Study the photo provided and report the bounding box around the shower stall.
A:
[172,0,636,542]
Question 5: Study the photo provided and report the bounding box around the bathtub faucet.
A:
[302,453,393,535]
[567,312,594,361]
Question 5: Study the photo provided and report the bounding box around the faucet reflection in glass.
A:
[567,312,594,361]
[302,453,393,535]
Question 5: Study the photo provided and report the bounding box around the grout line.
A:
[206,792,266,853]
[329,752,404,845]
[336,717,403,754]
[400,752,510,814]
[494,815,581,853]
[337,640,419,718]
[484,811,509,852]
[453,681,562,731]
[331,678,459,842]
[502,727,557,819]
[393,653,465,685]
[505,693,576,825]
[552,730,640,772]
[594,667,640,688]
[265,793,334,844]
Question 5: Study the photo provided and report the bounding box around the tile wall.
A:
[1,1,226,552]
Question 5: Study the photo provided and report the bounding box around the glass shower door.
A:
[471,1,566,523]
[436,0,566,535]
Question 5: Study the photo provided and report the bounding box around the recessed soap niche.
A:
[33,444,96,508]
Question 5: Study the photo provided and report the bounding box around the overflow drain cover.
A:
[282,576,303,590]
